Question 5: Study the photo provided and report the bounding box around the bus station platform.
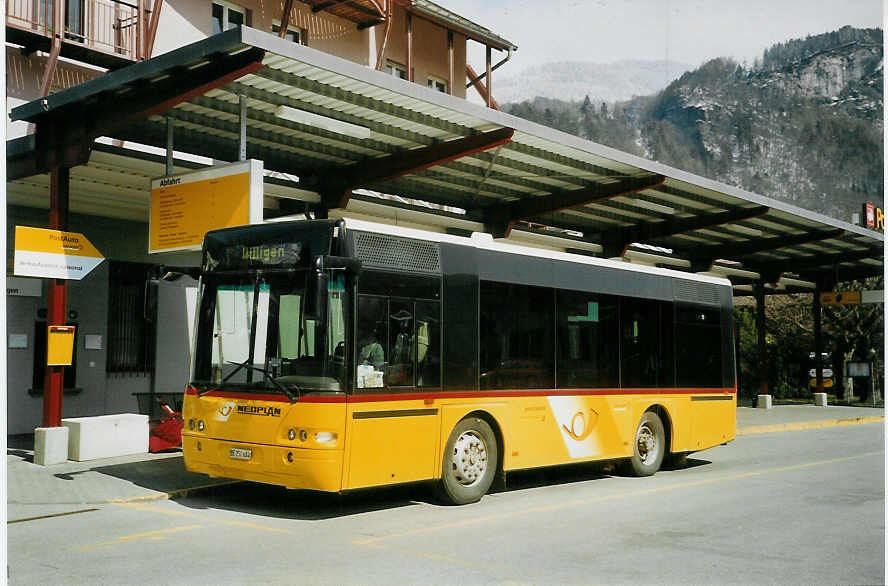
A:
[7,405,884,512]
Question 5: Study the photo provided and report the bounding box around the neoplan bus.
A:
[183,218,736,504]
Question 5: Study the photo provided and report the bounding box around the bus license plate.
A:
[229,447,252,461]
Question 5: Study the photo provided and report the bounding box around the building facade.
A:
[6,0,516,434]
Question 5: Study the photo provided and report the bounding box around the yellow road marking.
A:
[115,501,300,534]
[106,480,242,504]
[738,416,884,436]
[361,542,505,571]
[353,450,884,546]
[74,525,201,551]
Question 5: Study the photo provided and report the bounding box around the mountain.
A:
[494,60,692,104]
[502,27,883,222]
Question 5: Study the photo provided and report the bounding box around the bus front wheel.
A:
[626,411,665,477]
[437,417,498,505]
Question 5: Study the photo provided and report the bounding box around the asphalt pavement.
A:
[6,404,884,509]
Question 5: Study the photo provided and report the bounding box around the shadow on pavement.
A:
[169,457,714,521]
[89,455,218,495]
[7,449,34,463]
[174,481,428,520]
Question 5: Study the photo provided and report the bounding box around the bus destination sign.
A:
[216,242,304,270]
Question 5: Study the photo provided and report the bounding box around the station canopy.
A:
[8,26,883,294]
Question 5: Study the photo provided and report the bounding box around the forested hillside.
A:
[503,27,883,221]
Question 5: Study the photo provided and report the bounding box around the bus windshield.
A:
[191,270,347,395]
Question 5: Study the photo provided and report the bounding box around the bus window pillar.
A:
[754,284,768,398]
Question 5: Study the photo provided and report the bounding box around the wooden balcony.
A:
[6,0,148,70]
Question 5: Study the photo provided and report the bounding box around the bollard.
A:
[813,393,828,407]
[756,394,772,409]
[34,426,69,466]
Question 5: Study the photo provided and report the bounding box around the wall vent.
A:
[354,232,441,274]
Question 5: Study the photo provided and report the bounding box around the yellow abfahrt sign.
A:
[14,226,105,280]
[149,159,264,254]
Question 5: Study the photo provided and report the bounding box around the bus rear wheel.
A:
[437,417,498,505]
[625,411,665,477]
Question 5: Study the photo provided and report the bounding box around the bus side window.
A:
[388,300,414,387]
[356,296,387,388]
[415,301,440,387]
[555,290,618,389]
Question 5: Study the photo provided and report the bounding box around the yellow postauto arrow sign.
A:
[14,226,105,280]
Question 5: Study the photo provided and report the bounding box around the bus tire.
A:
[626,411,665,477]
[437,417,498,505]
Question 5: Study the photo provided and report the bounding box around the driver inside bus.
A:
[359,328,385,370]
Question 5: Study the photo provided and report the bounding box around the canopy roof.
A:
[9,26,882,293]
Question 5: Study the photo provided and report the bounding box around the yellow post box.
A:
[47,325,76,366]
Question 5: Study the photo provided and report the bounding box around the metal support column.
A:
[239,94,247,161]
[43,167,70,427]
[754,284,768,397]
[165,116,175,175]
[406,12,414,82]
[485,46,492,108]
[813,287,824,394]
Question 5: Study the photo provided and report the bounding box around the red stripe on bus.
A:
[346,388,734,403]
[185,388,346,403]
[184,389,293,402]
[185,387,733,404]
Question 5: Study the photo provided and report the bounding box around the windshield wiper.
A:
[222,360,299,401]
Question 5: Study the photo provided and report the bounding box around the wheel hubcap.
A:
[451,431,488,486]
[636,424,657,465]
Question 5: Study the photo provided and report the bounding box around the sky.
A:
[444,0,884,72]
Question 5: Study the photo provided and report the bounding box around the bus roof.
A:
[341,218,733,289]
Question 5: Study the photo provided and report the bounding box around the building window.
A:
[212,1,245,35]
[272,23,306,44]
[427,76,447,93]
[384,60,407,80]
[107,262,155,374]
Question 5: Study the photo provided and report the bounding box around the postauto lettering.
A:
[236,405,282,417]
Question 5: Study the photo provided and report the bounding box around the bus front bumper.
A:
[182,435,343,492]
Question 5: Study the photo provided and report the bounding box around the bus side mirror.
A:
[305,270,329,321]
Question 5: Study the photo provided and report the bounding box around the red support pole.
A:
[43,167,70,428]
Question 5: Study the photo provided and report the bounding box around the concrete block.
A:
[62,414,149,461]
[756,394,773,409]
[813,392,828,407]
[34,426,69,466]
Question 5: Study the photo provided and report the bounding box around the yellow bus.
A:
[183,218,736,504]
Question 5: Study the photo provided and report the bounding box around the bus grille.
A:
[672,279,720,306]
[354,232,441,274]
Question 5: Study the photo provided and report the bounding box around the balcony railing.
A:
[7,0,146,63]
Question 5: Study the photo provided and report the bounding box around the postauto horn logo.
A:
[562,409,599,441]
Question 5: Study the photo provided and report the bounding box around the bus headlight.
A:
[198,420,205,432]
[189,419,195,430]
[315,431,337,443]
[299,429,308,442]
[288,428,296,441]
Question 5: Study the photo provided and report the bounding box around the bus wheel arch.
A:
[436,411,502,505]
[647,403,689,469]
